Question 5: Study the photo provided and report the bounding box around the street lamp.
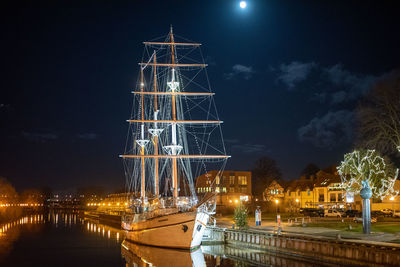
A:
[275,199,279,214]
[296,198,300,213]
[390,196,395,214]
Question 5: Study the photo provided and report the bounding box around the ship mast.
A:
[121,27,230,208]
[153,53,159,199]
[170,26,179,205]
[140,68,146,202]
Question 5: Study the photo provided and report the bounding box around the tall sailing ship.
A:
[120,27,229,250]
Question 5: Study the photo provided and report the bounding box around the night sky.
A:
[1,1,399,191]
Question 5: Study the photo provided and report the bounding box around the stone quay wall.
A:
[204,226,400,266]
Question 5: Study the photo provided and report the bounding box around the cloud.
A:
[231,143,267,153]
[224,64,254,80]
[22,131,58,142]
[310,92,327,103]
[274,61,378,104]
[297,110,355,149]
[224,138,239,144]
[323,64,376,104]
[277,61,317,89]
[76,133,98,140]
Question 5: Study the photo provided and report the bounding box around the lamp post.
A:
[390,196,395,215]
[275,199,281,234]
[295,198,299,212]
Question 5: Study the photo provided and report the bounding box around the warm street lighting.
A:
[295,199,299,203]
[275,199,279,214]
[234,199,239,204]
[390,196,395,212]
[275,199,279,204]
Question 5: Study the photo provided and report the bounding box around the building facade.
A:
[195,170,252,207]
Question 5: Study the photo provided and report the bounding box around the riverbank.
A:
[216,214,400,244]
[204,225,400,266]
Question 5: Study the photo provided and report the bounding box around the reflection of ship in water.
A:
[202,245,334,267]
[121,239,206,267]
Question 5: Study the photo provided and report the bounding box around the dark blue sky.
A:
[1,1,399,191]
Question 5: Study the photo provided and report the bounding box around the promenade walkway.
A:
[215,216,400,244]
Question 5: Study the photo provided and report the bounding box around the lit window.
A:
[237,176,247,185]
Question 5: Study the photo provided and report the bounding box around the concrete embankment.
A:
[203,226,400,266]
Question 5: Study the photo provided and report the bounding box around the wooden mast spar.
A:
[140,68,146,203]
[153,52,159,200]
[170,26,179,205]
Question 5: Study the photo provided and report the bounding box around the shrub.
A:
[233,204,248,229]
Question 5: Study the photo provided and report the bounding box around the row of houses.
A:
[195,166,400,212]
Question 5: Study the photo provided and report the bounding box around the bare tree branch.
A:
[356,70,400,154]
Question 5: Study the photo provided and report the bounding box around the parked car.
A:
[380,209,393,215]
[371,213,387,217]
[353,216,377,223]
[300,208,324,217]
[393,210,400,218]
[344,210,359,218]
[324,209,343,217]
[371,211,388,217]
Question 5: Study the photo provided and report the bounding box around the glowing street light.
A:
[390,196,395,213]
[275,199,279,214]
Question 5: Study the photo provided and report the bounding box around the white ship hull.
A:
[122,210,209,250]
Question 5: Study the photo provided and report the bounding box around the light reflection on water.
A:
[0,213,329,266]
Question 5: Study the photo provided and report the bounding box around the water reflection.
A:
[202,245,331,267]
[1,213,330,266]
[84,219,124,242]
[122,240,206,267]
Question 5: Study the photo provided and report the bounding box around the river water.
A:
[0,212,331,266]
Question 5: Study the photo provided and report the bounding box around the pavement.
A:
[214,216,400,244]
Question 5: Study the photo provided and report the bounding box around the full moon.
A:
[240,1,247,9]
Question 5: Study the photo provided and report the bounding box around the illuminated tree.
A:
[337,150,398,199]
[233,204,248,229]
[337,149,398,234]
